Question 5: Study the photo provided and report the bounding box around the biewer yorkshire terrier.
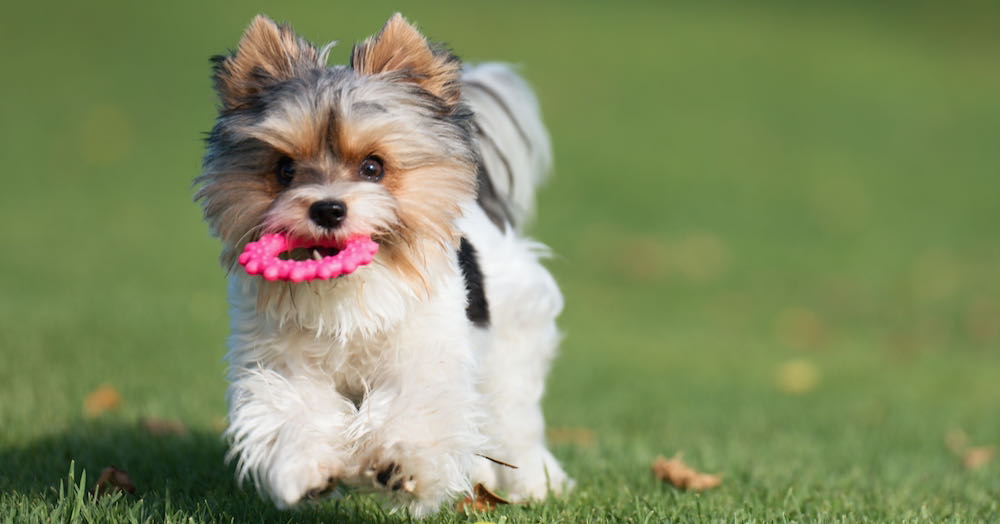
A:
[195,13,571,516]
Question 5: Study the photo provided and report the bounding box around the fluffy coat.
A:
[195,13,570,516]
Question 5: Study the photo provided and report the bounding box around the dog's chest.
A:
[280,328,393,402]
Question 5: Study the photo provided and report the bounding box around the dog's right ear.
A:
[212,15,327,109]
[351,13,462,106]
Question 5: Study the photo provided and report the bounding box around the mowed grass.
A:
[2,1,999,522]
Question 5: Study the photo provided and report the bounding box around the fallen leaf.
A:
[963,446,995,470]
[547,427,596,449]
[139,417,188,436]
[93,465,136,496]
[652,454,721,491]
[455,483,512,512]
[84,384,122,418]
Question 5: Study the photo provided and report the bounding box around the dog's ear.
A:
[351,13,462,106]
[212,15,326,109]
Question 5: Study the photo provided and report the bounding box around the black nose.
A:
[308,200,347,230]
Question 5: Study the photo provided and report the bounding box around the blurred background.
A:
[1,0,998,519]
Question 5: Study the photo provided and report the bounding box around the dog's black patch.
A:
[375,463,395,486]
[457,237,490,327]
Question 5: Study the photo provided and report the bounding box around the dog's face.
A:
[196,14,478,290]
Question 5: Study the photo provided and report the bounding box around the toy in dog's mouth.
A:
[238,233,379,282]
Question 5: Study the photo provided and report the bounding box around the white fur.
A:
[221,63,570,517]
[462,63,553,227]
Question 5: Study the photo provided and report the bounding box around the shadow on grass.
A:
[0,420,412,522]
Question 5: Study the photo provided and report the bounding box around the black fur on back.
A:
[457,237,489,327]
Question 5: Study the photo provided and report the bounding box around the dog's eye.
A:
[359,156,384,182]
[275,156,295,187]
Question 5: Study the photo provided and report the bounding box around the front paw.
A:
[363,461,417,493]
[266,456,344,508]
[360,443,426,495]
[357,442,470,517]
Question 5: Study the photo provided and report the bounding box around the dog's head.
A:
[196,14,478,290]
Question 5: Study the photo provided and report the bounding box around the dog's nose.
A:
[308,200,347,230]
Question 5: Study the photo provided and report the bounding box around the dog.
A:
[195,13,571,516]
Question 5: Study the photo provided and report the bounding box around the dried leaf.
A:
[963,446,995,470]
[547,427,596,449]
[455,483,512,512]
[84,384,122,418]
[140,417,188,436]
[93,465,136,496]
[652,454,721,491]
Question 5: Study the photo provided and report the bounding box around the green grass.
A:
[2,1,1000,522]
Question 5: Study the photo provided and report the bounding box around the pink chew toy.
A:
[238,233,379,282]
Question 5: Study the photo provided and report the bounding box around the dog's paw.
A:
[363,460,418,493]
[500,447,574,503]
[360,443,426,495]
[304,475,340,501]
[267,458,344,508]
[354,436,477,517]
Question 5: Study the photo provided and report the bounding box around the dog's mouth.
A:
[278,246,343,261]
[238,233,379,282]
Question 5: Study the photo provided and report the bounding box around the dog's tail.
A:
[462,63,552,231]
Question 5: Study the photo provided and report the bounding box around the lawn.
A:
[2,1,999,522]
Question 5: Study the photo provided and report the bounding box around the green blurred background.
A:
[1,1,998,521]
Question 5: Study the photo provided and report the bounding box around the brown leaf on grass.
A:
[455,483,512,512]
[944,429,995,470]
[652,454,722,491]
[84,384,122,418]
[962,446,996,470]
[547,427,596,449]
[139,417,189,436]
[93,465,136,496]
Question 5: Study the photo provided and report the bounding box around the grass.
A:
[2,0,999,522]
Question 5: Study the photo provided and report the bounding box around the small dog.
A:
[195,13,571,517]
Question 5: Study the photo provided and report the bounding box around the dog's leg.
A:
[226,369,357,508]
[348,301,486,517]
[477,317,572,502]
[472,239,573,502]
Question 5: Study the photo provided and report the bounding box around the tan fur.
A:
[214,15,327,109]
[351,13,462,106]
[195,172,275,268]
[384,163,475,293]
[199,13,479,298]
[197,14,570,515]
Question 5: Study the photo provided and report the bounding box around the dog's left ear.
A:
[351,13,462,106]
[213,15,327,109]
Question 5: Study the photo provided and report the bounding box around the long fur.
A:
[195,13,570,517]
